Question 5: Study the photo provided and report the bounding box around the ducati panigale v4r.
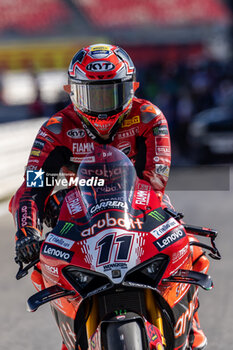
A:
[16,145,221,350]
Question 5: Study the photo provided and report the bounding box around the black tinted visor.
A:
[71,81,134,113]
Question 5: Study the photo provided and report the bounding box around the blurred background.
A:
[0,0,232,167]
[0,1,233,349]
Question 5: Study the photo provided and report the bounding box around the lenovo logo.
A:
[42,244,74,262]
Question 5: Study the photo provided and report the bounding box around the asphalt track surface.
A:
[1,170,233,350]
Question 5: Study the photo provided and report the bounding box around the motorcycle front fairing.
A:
[37,145,211,349]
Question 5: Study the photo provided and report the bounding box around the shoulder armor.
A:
[43,116,63,134]
[140,104,161,124]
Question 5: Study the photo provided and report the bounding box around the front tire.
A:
[106,320,144,350]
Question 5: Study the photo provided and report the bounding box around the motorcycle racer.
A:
[9,43,208,349]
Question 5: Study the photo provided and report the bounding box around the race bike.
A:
[16,145,221,350]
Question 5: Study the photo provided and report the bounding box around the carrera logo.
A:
[151,218,179,239]
[86,61,115,71]
[42,243,74,262]
[45,233,75,250]
[67,129,85,139]
[153,228,186,251]
[90,201,128,215]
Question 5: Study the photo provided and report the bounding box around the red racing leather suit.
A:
[9,97,171,231]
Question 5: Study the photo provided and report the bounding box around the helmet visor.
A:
[71,81,134,114]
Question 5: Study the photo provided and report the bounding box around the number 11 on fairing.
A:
[96,233,134,266]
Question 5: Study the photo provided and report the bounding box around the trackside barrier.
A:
[0,118,47,200]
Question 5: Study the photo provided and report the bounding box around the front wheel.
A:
[106,320,145,350]
[101,312,149,350]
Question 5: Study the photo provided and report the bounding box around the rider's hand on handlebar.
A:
[44,188,72,228]
[15,227,41,264]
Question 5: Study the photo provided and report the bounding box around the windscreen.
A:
[77,145,137,214]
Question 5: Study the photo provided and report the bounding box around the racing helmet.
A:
[64,44,139,140]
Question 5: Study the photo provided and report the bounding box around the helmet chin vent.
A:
[98,114,108,120]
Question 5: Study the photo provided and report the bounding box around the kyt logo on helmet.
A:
[64,44,139,140]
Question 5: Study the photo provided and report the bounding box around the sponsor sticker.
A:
[156,146,170,155]
[121,115,140,128]
[135,190,150,206]
[44,264,59,275]
[90,201,128,215]
[67,129,86,139]
[70,156,95,163]
[28,159,39,164]
[94,122,112,130]
[60,223,74,236]
[81,212,143,237]
[117,127,138,139]
[103,262,127,272]
[155,164,170,177]
[30,149,41,157]
[91,45,111,51]
[153,125,168,136]
[118,141,131,155]
[21,205,28,227]
[73,142,94,155]
[153,228,186,251]
[66,192,82,215]
[172,244,189,263]
[86,61,115,71]
[148,210,165,222]
[150,218,179,239]
[33,140,45,150]
[90,45,111,58]
[38,130,47,138]
[45,233,75,250]
[42,243,74,262]
[138,183,150,191]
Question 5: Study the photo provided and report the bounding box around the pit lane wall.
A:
[0,118,46,200]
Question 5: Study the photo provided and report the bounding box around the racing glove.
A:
[44,188,72,228]
[15,226,41,264]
